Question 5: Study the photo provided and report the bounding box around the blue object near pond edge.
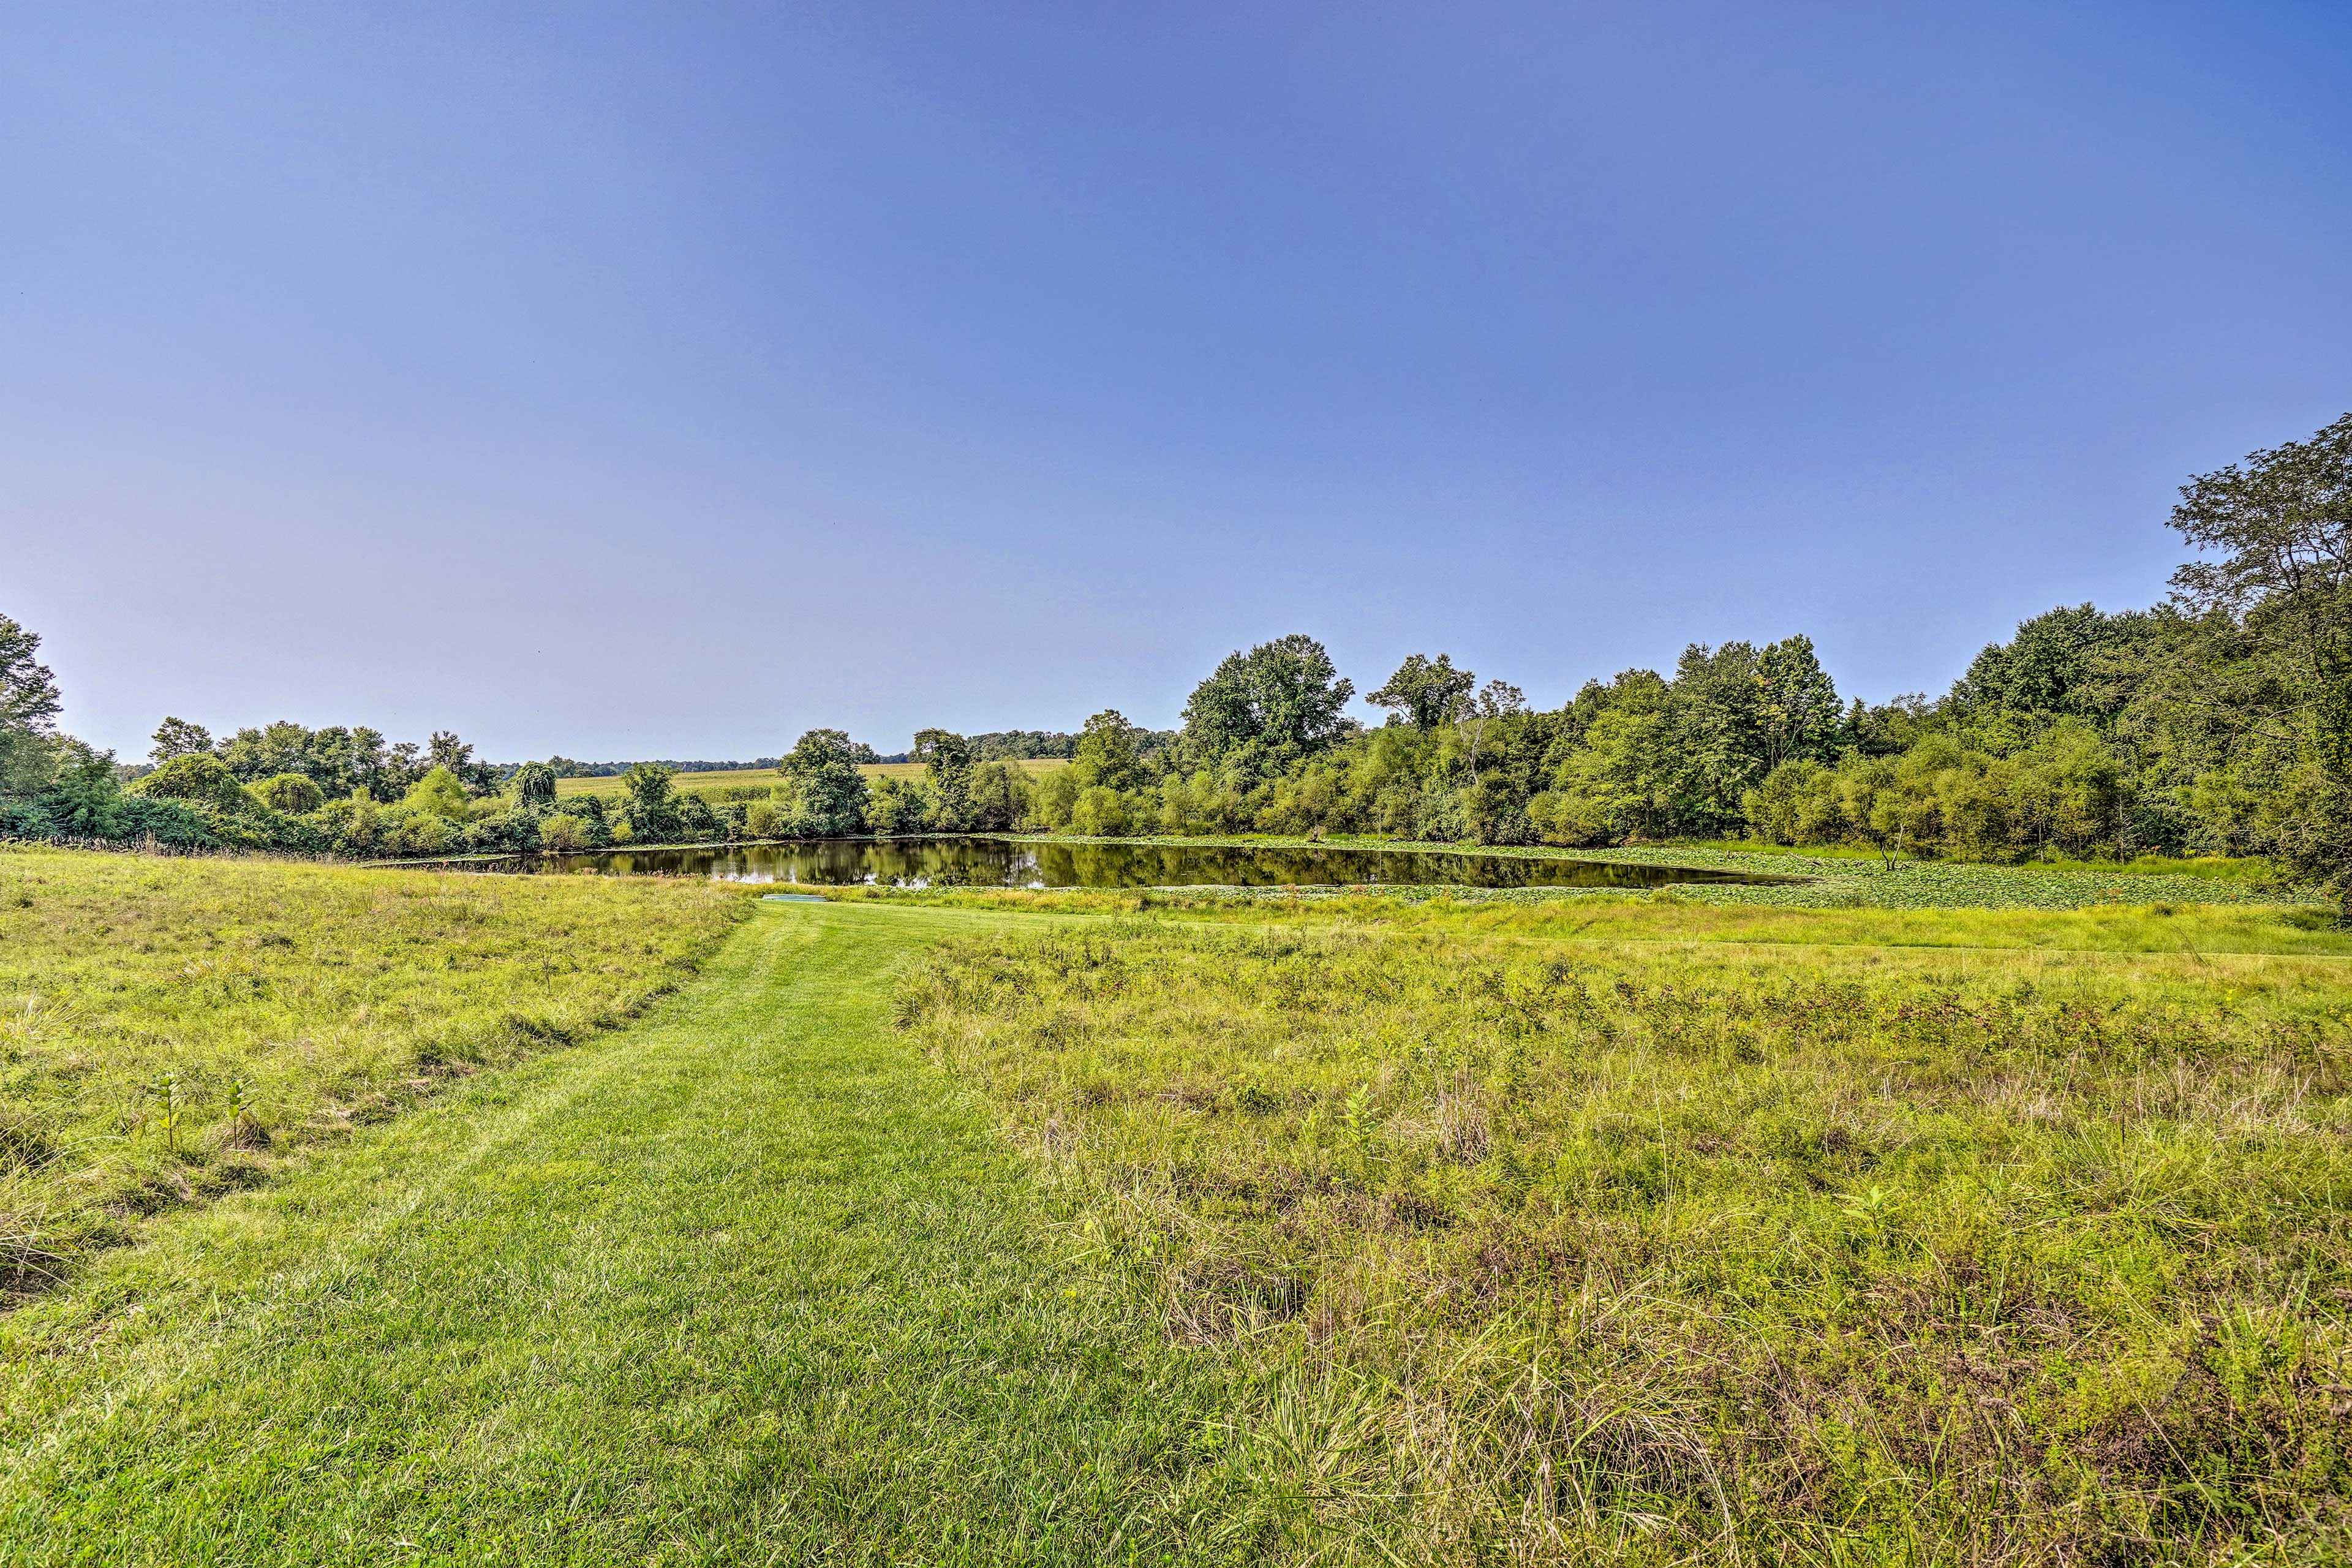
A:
[761,893,829,903]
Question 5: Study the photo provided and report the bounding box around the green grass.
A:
[816,879,2352,954]
[897,904,2352,1562]
[0,845,744,1294]
[0,903,1294,1564]
[5,855,2348,1563]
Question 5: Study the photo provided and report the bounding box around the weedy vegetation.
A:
[4,845,2347,1563]
[0,845,743,1295]
[896,902,2352,1563]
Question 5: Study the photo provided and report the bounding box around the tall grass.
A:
[897,913,2352,1563]
[0,845,744,1294]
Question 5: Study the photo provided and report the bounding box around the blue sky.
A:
[6,2,2348,762]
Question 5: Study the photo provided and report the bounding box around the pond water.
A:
[450,837,1789,891]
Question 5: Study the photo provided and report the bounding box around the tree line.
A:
[2,413,2346,895]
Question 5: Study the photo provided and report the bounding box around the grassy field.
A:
[0,846,744,1295]
[2,854,2346,1562]
[553,758,1069,799]
[0,903,1293,1564]
[898,902,2352,1561]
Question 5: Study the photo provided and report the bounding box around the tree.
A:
[865,775,928,835]
[1665,643,1766,835]
[913,728,974,830]
[1754,634,1842,772]
[150,717,214,764]
[619,763,680,841]
[1072,710,1144,793]
[510,762,559,809]
[251,772,325,814]
[40,741,126,839]
[1368,654,1476,733]
[780,729,870,836]
[429,730,500,794]
[1461,679,1526,782]
[402,766,476,823]
[0,614,62,799]
[132,753,251,813]
[2161,412,2352,903]
[1181,634,1356,777]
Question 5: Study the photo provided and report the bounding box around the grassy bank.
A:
[899,905,2352,1561]
[0,846,744,1294]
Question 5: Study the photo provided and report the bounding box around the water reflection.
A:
[459,837,1785,890]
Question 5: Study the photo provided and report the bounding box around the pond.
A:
[446,837,1791,891]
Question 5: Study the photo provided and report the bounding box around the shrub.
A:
[867,776,929,835]
[249,772,325,815]
[538,812,589,853]
[132,753,249,813]
[1070,785,1133,837]
[402,766,474,822]
[462,808,539,855]
[677,792,720,841]
[310,790,381,854]
[620,762,682,841]
[382,809,453,858]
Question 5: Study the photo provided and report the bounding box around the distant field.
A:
[555,758,1068,799]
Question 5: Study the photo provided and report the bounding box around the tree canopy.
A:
[1182,634,1356,778]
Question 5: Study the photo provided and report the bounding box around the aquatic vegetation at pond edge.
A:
[897,916,2352,1561]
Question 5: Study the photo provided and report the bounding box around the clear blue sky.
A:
[7,2,2348,763]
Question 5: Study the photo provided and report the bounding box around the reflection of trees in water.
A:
[528,837,1770,889]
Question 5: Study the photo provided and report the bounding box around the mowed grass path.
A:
[0,905,1275,1566]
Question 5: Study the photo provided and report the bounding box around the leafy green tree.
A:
[1950,605,2160,752]
[251,772,326,814]
[967,760,1032,831]
[401,766,476,823]
[865,775,929,835]
[1367,654,1475,733]
[0,614,62,799]
[1180,634,1355,778]
[1461,679,1525,783]
[619,763,681,841]
[1664,643,1765,834]
[1072,710,1144,793]
[2158,412,2352,903]
[218,721,315,783]
[1755,634,1842,772]
[429,730,499,794]
[149,717,214,764]
[510,762,559,809]
[132,753,251,812]
[914,729,974,829]
[39,741,126,839]
[1070,785,1133,837]
[780,729,870,836]
[1529,671,1673,844]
